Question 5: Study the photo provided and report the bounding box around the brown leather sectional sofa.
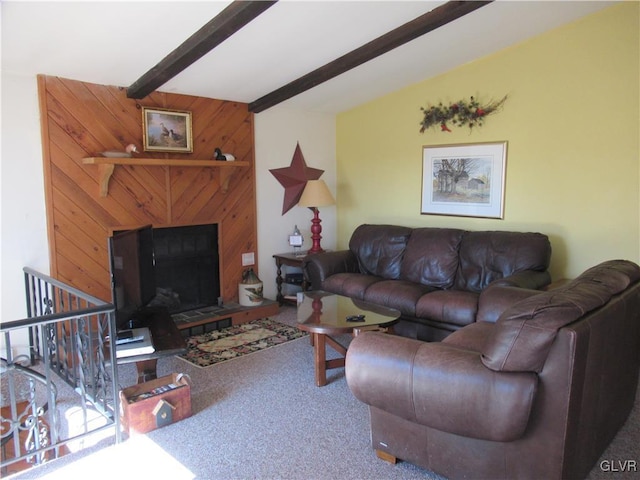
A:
[304,224,552,341]
[345,259,640,479]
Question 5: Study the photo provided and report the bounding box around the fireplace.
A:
[151,224,220,314]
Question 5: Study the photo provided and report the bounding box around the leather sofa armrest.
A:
[346,332,537,442]
[303,250,359,290]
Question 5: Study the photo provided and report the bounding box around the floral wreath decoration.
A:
[419,95,507,133]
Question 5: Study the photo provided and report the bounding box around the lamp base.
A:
[308,207,324,254]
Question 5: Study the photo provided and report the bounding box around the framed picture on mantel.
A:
[421,141,507,219]
[142,107,193,153]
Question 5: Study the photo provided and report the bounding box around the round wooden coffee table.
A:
[296,291,400,386]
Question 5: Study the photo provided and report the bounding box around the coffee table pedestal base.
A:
[135,359,158,384]
[296,291,401,387]
[309,326,395,387]
[312,333,347,387]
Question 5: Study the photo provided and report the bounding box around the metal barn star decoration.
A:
[270,142,324,215]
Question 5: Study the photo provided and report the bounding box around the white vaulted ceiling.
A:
[2,1,614,113]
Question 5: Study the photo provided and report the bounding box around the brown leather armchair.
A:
[346,260,640,479]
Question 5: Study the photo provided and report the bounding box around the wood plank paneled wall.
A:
[37,75,257,303]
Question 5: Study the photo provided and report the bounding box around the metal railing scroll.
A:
[1,267,121,475]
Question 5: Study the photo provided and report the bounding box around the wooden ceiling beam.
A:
[248,1,492,113]
[127,0,278,99]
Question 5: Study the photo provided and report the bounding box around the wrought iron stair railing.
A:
[1,267,121,475]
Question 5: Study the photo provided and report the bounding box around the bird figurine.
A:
[213,147,235,161]
[100,144,139,158]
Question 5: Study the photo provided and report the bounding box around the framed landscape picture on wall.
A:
[421,141,507,219]
[142,107,193,153]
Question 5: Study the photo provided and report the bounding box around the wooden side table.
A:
[116,306,187,383]
[273,252,309,305]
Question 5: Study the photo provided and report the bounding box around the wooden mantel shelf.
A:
[82,157,249,197]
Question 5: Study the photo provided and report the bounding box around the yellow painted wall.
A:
[336,3,639,280]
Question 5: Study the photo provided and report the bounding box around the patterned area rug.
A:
[178,318,308,368]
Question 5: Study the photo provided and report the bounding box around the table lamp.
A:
[298,180,335,254]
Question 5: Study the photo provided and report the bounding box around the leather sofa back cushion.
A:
[482,260,640,372]
[349,224,412,279]
[455,231,551,292]
[400,228,464,287]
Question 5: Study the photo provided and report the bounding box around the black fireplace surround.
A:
[150,224,220,314]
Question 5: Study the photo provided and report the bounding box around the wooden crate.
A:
[120,373,191,435]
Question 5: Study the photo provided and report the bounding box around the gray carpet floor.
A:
[9,306,640,479]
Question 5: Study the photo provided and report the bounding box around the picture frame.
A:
[421,141,507,219]
[288,234,304,247]
[142,107,193,153]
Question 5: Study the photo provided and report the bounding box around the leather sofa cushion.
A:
[363,280,434,317]
[400,228,464,288]
[349,224,412,279]
[455,231,551,293]
[322,273,383,300]
[415,290,479,327]
[482,260,640,373]
[411,342,537,442]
